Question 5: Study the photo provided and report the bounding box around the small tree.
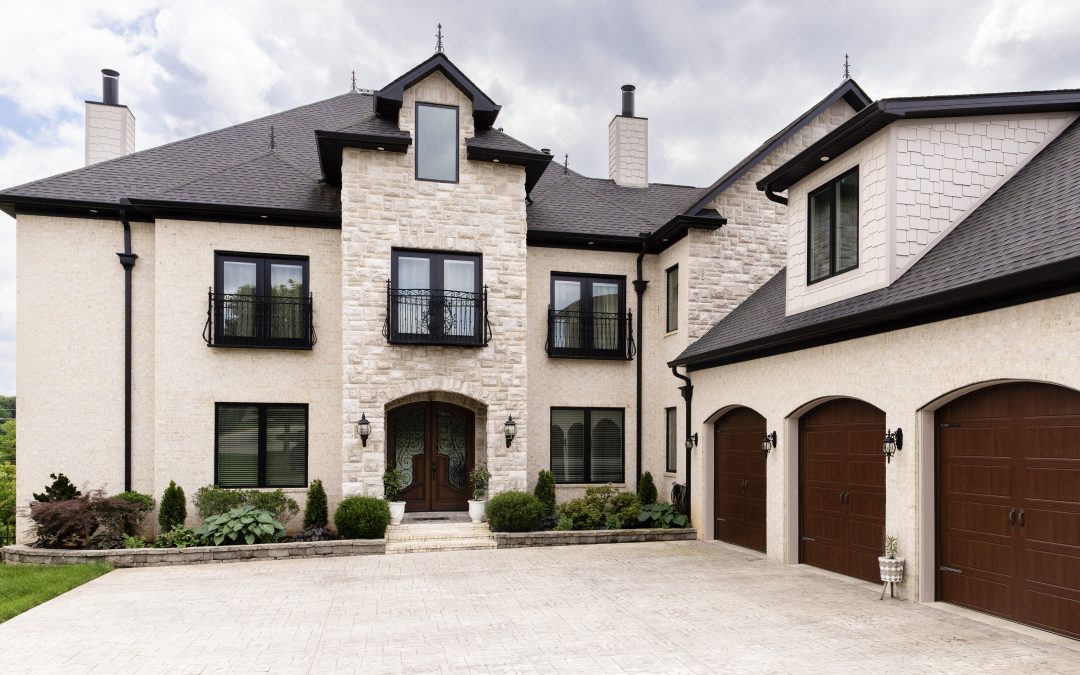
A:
[158,481,187,531]
[33,473,81,502]
[637,471,658,505]
[469,464,491,501]
[534,470,556,517]
[382,468,406,502]
[303,479,329,528]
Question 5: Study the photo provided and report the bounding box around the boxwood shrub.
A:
[486,491,545,532]
[334,496,391,539]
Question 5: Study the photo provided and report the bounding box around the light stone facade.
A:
[85,102,136,166]
[608,115,648,187]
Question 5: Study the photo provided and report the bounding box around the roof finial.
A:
[351,70,357,93]
[843,53,851,80]
[269,125,276,151]
[436,23,444,53]
[564,153,569,175]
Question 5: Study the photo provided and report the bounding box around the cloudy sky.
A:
[1,0,1078,395]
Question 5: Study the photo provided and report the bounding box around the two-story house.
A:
[672,91,1080,639]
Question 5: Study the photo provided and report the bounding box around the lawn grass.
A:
[0,562,112,623]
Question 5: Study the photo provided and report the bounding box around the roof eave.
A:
[315,129,412,186]
[466,144,553,192]
[646,213,726,253]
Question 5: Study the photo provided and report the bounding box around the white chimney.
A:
[607,84,648,187]
[85,69,135,166]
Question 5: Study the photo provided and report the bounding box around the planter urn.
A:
[388,501,406,526]
[468,499,486,524]
[878,556,905,583]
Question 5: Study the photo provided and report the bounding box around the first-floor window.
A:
[550,407,624,484]
[215,403,308,488]
[665,407,677,473]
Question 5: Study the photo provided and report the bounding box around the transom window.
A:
[212,253,311,348]
[666,265,679,332]
[550,407,625,484]
[548,274,628,358]
[807,166,859,284]
[665,407,677,473]
[415,103,459,182]
[215,403,308,488]
[388,249,485,345]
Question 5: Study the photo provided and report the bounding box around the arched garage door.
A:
[937,382,1080,639]
[799,398,886,583]
[714,407,767,553]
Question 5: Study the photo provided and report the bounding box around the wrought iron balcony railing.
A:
[384,282,491,346]
[546,307,635,359]
[204,289,316,349]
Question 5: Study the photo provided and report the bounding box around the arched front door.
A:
[714,407,767,553]
[937,382,1080,639]
[387,402,474,512]
[799,398,886,583]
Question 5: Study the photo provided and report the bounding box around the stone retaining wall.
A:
[2,539,385,567]
[494,528,696,548]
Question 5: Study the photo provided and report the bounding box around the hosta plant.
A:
[194,505,285,546]
[638,502,689,529]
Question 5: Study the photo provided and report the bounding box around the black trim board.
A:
[315,129,412,187]
[374,52,501,130]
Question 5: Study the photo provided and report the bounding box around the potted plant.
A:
[383,468,407,526]
[468,464,491,524]
[878,535,905,599]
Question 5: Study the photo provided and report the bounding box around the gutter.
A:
[117,206,138,493]
[633,233,649,488]
[670,366,693,523]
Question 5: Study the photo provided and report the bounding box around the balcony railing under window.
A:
[546,307,635,359]
[384,282,491,346]
[204,289,316,349]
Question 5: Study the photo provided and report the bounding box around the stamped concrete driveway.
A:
[1,540,1078,674]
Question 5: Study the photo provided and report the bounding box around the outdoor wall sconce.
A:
[504,415,517,448]
[356,413,371,447]
[883,428,903,463]
[761,431,777,455]
[685,433,699,450]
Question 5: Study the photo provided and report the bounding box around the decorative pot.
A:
[468,499,486,524]
[878,556,905,583]
[388,501,406,526]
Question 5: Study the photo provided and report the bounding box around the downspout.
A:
[764,185,788,206]
[632,234,649,488]
[671,366,693,523]
[117,209,138,492]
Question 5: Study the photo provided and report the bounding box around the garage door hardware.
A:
[939,566,962,574]
[1008,507,1027,527]
[801,536,816,542]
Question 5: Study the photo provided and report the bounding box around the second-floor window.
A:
[388,249,486,346]
[807,166,859,283]
[666,265,679,332]
[548,274,630,359]
[415,103,458,182]
[212,252,312,348]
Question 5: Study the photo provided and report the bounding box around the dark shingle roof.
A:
[676,116,1080,367]
[467,128,543,155]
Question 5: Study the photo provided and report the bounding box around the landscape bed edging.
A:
[494,527,697,548]
[1,538,385,567]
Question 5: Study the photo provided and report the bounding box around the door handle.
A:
[839,491,845,504]
[1019,508,1025,528]
[1009,507,1016,526]
[431,461,437,479]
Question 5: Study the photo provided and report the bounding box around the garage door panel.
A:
[847,489,885,519]
[803,429,845,453]
[714,407,767,554]
[941,573,1014,617]
[1023,467,1080,503]
[849,459,885,488]
[941,428,1013,458]
[805,458,844,483]
[847,519,884,551]
[1023,508,1080,548]
[1024,591,1080,639]
[847,429,883,457]
[945,464,1011,499]
[1025,549,1080,593]
[1021,426,1080,460]
[804,512,845,544]
[943,535,1014,576]
[946,501,1014,538]
[803,486,843,512]
[803,540,845,575]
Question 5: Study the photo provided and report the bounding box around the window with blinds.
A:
[807,166,860,284]
[215,403,308,488]
[665,407,677,473]
[549,408,624,484]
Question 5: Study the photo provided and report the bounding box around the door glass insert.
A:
[396,256,431,335]
[552,280,582,349]
[393,407,427,487]
[592,282,620,350]
[436,408,468,490]
[270,263,304,339]
[443,259,476,339]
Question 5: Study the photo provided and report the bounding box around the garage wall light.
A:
[883,428,903,463]
[685,433,698,450]
[761,431,777,455]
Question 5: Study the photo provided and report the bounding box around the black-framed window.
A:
[415,103,459,183]
[807,166,859,284]
[215,403,308,488]
[665,407,677,473]
[388,249,484,345]
[213,252,311,348]
[666,265,679,332]
[550,407,624,484]
[548,273,628,358]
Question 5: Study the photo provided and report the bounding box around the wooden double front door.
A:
[937,382,1080,639]
[387,402,474,512]
[799,398,886,583]
[714,407,767,553]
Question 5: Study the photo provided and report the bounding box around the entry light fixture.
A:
[356,413,371,447]
[685,432,699,450]
[883,428,903,463]
[761,431,777,455]
[504,414,517,448]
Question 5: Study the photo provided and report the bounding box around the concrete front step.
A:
[385,521,496,554]
[385,539,498,554]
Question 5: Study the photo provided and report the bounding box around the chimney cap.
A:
[621,84,636,92]
[540,148,551,154]
[102,68,120,78]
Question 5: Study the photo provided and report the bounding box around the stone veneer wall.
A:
[85,102,136,166]
[608,115,648,187]
[340,71,529,498]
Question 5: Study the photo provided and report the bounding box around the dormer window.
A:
[807,167,859,283]
[415,103,459,183]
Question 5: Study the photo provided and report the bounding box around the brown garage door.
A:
[937,382,1080,639]
[800,398,886,583]
[714,407,767,553]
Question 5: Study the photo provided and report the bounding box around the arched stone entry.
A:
[713,406,767,553]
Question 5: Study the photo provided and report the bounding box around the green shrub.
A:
[554,514,573,531]
[486,491,545,532]
[605,514,621,530]
[0,463,15,546]
[193,485,299,524]
[469,463,491,501]
[303,479,329,528]
[382,469,405,502]
[29,489,143,548]
[637,471,658,505]
[154,525,198,549]
[534,470,556,517]
[158,481,187,531]
[334,496,390,539]
[123,534,147,549]
[558,496,605,530]
[32,473,81,503]
[194,505,285,546]
[557,484,640,530]
[115,491,154,523]
[610,491,641,528]
[638,502,689,529]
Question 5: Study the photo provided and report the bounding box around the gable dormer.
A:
[759,90,1080,316]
